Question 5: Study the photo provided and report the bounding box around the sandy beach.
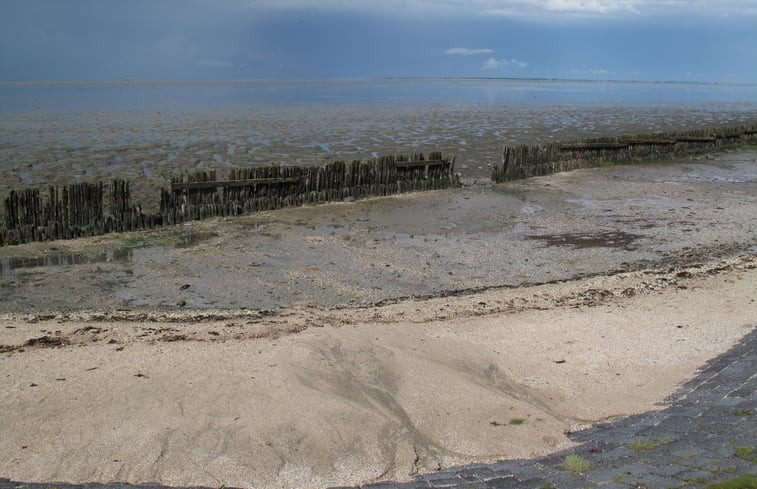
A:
[0,148,755,488]
[0,254,754,488]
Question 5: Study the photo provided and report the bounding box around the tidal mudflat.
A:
[1,149,754,312]
[2,102,756,210]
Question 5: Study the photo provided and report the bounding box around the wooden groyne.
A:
[1,153,458,246]
[1,180,160,245]
[160,152,457,224]
[492,125,757,182]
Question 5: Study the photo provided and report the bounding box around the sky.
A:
[1,0,756,83]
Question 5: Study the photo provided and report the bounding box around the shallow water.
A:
[0,250,133,279]
[0,232,211,279]
[4,79,757,114]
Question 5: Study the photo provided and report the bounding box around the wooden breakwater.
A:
[1,153,458,246]
[0,180,152,245]
[160,152,457,224]
[492,124,757,182]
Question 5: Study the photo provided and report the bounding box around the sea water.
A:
[2,78,757,114]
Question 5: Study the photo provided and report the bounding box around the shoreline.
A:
[1,251,754,331]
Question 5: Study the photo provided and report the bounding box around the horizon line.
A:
[1,76,755,87]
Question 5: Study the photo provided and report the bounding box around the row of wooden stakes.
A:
[1,153,459,246]
[3,122,755,247]
[492,124,757,182]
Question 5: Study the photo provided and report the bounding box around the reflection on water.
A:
[0,233,212,278]
[1,248,133,278]
[174,233,215,248]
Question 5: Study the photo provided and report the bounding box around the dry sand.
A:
[1,255,755,489]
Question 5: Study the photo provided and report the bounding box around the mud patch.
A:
[527,231,643,249]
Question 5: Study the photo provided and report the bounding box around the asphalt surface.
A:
[1,329,755,489]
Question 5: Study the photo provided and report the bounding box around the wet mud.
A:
[526,231,643,249]
[1,254,753,356]
[0,150,755,313]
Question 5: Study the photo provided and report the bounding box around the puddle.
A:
[174,233,214,248]
[526,231,644,249]
[1,248,134,278]
[1,232,214,277]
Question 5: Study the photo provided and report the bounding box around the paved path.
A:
[2,330,755,489]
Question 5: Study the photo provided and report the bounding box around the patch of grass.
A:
[539,483,555,489]
[735,447,754,458]
[627,437,670,452]
[733,409,751,417]
[687,478,711,485]
[733,446,757,463]
[509,417,526,425]
[703,475,757,489]
[561,454,591,474]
